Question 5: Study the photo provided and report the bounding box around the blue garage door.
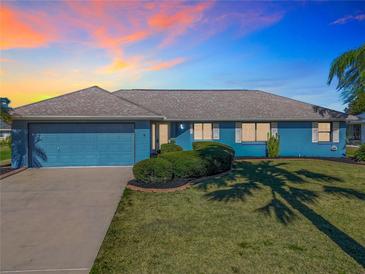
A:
[29,123,134,167]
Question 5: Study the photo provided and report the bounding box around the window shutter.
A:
[190,123,193,134]
[235,122,241,143]
[332,122,340,143]
[213,123,220,140]
[312,122,318,143]
[271,122,278,137]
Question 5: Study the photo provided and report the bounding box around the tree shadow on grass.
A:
[195,160,365,267]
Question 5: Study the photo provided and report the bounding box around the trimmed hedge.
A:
[133,158,173,184]
[159,151,210,178]
[160,143,183,154]
[133,141,234,184]
[193,141,234,173]
[192,141,235,156]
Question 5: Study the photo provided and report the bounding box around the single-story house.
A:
[347,112,365,145]
[11,86,347,168]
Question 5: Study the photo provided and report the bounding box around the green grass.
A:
[91,159,365,274]
[346,146,359,158]
[0,144,11,165]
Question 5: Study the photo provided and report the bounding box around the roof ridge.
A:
[100,89,163,116]
[14,85,103,110]
[253,89,345,114]
[114,88,345,115]
[115,89,256,92]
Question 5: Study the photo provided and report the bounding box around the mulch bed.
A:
[0,166,13,175]
[0,167,27,180]
[126,169,232,193]
[127,179,192,193]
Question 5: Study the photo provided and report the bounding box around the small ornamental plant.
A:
[267,133,280,158]
[354,144,365,162]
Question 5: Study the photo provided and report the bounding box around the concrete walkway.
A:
[1,167,132,274]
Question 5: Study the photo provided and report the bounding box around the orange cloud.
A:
[149,2,211,29]
[149,2,213,47]
[0,6,55,49]
[145,57,186,71]
[101,58,130,73]
[0,0,285,89]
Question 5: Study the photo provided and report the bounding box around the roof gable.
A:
[13,86,162,119]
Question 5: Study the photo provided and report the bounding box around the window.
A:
[194,123,213,140]
[318,122,331,142]
[256,123,271,141]
[159,123,169,145]
[242,123,255,141]
[194,123,203,139]
[241,123,270,142]
[353,124,361,140]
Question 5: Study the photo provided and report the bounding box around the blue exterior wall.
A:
[171,121,266,157]
[171,121,346,158]
[12,119,346,168]
[11,120,151,168]
[278,121,346,157]
[135,121,151,162]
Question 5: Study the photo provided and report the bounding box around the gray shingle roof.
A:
[114,89,347,121]
[13,86,162,119]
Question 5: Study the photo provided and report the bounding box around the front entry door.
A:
[152,122,169,150]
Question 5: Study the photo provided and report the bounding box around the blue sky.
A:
[1,1,364,109]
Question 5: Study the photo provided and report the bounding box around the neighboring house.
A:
[347,112,365,145]
[0,97,12,140]
[0,119,11,140]
[11,86,347,168]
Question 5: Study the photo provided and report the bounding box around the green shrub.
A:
[192,141,234,173]
[160,143,183,154]
[192,141,235,156]
[267,134,279,158]
[354,144,365,161]
[159,151,210,178]
[134,141,234,184]
[133,158,173,183]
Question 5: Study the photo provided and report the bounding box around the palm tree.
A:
[0,97,11,123]
[328,44,365,104]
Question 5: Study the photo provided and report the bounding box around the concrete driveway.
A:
[1,167,132,274]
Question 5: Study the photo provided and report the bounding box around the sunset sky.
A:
[0,1,364,110]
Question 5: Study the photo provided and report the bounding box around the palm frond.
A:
[328,44,365,104]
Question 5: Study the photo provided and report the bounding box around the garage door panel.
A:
[30,123,135,167]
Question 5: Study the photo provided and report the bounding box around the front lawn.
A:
[346,145,359,158]
[92,159,365,274]
[0,144,11,165]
